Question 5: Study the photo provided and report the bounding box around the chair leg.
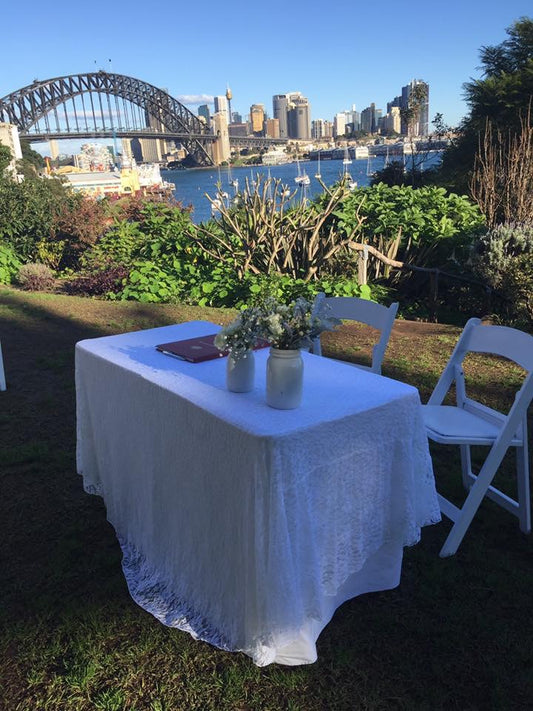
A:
[516,441,531,534]
[0,342,5,392]
[460,445,472,491]
[440,446,508,557]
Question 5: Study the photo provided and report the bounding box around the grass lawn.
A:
[0,287,532,711]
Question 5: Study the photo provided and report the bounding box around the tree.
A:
[439,17,533,194]
[0,145,12,176]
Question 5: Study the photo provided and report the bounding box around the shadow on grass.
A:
[0,289,532,711]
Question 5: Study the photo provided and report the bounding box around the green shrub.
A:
[17,262,55,291]
[336,183,486,274]
[0,243,22,284]
[471,222,533,328]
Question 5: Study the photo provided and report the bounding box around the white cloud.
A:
[176,94,213,106]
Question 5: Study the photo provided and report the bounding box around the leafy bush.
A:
[336,183,486,276]
[17,263,55,291]
[0,243,22,284]
[471,222,533,328]
[65,266,129,297]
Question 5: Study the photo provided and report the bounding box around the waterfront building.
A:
[74,143,114,171]
[250,104,265,135]
[0,122,22,178]
[261,147,289,165]
[265,118,280,139]
[198,104,211,127]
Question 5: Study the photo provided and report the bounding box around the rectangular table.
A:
[76,320,440,666]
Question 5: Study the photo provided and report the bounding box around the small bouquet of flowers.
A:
[214,306,263,360]
[258,294,341,350]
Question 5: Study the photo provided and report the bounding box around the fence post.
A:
[358,245,368,286]
[428,269,439,322]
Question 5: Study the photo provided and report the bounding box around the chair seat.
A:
[422,405,522,446]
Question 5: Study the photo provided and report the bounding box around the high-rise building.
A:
[287,96,310,140]
[198,104,211,127]
[273,94,289,139]
[360,103,378,134]
[312,119,333,140]
[382,106,401,134]
[273,92,311,139]
[400,79,429,136]
[232,111,242,124]
[333,113,347,138]
[250,104,265,135]
[265,118,280,139]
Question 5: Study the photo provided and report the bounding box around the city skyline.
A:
[1,1,531,141]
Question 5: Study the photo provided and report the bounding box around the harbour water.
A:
[162,154,442,224]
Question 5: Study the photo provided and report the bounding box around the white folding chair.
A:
[312,296,398,374]
[0,341,5,391]
[422,318,533,557]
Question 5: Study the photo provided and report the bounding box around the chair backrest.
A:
[314,296,399,374]
[428,318,533,426]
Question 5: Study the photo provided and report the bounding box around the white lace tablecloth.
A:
[76,320,440,666]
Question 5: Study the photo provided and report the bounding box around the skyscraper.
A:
[400,79,429,136]
[273,94,289,139]
[250,104,265,135]
[198,104,211,127]
[287,94,311,140]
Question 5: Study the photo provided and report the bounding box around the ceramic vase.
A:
[266,348,303,409]
[226,350,255,393]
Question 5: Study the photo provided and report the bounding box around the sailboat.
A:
[315,150,321,179]
[342,147,352,166]
[294,157,310,186]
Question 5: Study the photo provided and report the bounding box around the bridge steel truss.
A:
[0,72,214,165]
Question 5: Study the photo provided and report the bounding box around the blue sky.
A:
[2,1,531,131]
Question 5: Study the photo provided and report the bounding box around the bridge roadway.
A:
[24,129,289,151]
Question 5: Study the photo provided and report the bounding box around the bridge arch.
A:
[0,72,214,165]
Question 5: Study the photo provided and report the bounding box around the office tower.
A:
[333,113,347,138]
[198,104,211,127]
[250,104,265,135]
[214,95,230,125]
[382,106,401,134]
[360,103,377,134]
[273,94,289,138]
[312,119,331,140]
[265,118,280,138]
[401,79,429,136]
[287,94,311,140]
[232,111,242,124]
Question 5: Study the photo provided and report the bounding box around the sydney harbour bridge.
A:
[0,72,285,166]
